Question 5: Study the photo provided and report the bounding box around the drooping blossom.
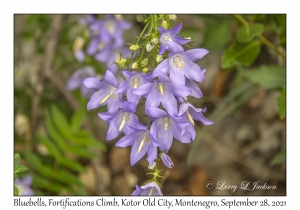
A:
[115,126,159,166]
[132,181,163,196]
[148,107,192,152]
[83,70,122,112]
[158,23,190,55]
[153,49,208,85]
[15,175,34,196]
[178,102,213,139]
[132,77,191,117]
[66,66,96,98]
[98,102,144,140]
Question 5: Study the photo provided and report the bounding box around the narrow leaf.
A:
[70,106,86,133]
[14,186,19,196]
[15,165,29,174]
[14,153,20,166]
[51,105,72,139]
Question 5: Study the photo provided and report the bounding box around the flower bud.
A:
[160,153,174,168]
[142,67,149,73]
[116,58,127,68]
[169,15,177,20]
[131,62,138,69]
[156,55,163,63]
[73,36,85,52]
[151,38,158,45]
[162,20,168,29]
[141,58,148,67]
[130,45,139,51]
[146,43,154,52]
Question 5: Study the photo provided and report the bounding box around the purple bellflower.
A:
[160,153,174,168]
[132,181,163,196]
[153,49,209,85]
[115,71,153,111]
[83,70,122,113]
[158,23,190,55]
[66,66,96,98]
[132,77,191,117]
[148,107,192,152]
[178,102,213,139]
[15,175,34,196]
[115,126,159,166]
[98,102,145,140]
[94,45,130,74]
[90,15,131,49]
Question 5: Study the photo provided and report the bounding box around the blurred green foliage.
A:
[14,153,29,195]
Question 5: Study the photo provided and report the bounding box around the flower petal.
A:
[182,48,209,62]
[104,70,118,87]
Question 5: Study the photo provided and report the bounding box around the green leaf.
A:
[236,23,264,43]
[71,131,107,151]
[36,133,61,159]
[14,165,29,174]
[59,158,86,173]
[14,153,20,166]
[202,20,231,51]
[14,174,18,181]
[51,105,72,139]
[14,186,19,196]
[45,110,65,147]
[239,65,286,90]
[278,87,286,119]
[31,174,64,194]
[70,106,85,133]
[271,150,286,166]
[222,40,261,69]
[65,146,97,158]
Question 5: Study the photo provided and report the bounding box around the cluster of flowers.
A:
[67,15,131,98]
[83,21,213,196]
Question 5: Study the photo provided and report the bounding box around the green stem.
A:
[234,14,286,59]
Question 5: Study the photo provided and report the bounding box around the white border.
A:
[3,0,299,208]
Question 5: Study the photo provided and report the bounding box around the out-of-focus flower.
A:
[66,66,96,98]
[158,23,190,55]
[73,37,85,62]
[153,48,209,85]
[132,182,163,196]
[169,15,177,20]
[15,176,34,196]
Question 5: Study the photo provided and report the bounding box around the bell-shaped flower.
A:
[115,126,159,166]
[153,49,209,85]
[178,102,214,139]
[98,102,144,140]
[132,76,191,117]
[148,107,192,152]
[158,23,190,55]
[94,45,130,74]
[90,15,131,49]
[160,153,174,168]
[66,66,96,98]
[132,182,163,196]
[83,70,122,113]
[15,175,34,196]
[115,71,153,111]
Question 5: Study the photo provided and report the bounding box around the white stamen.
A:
[173,55,184,68]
